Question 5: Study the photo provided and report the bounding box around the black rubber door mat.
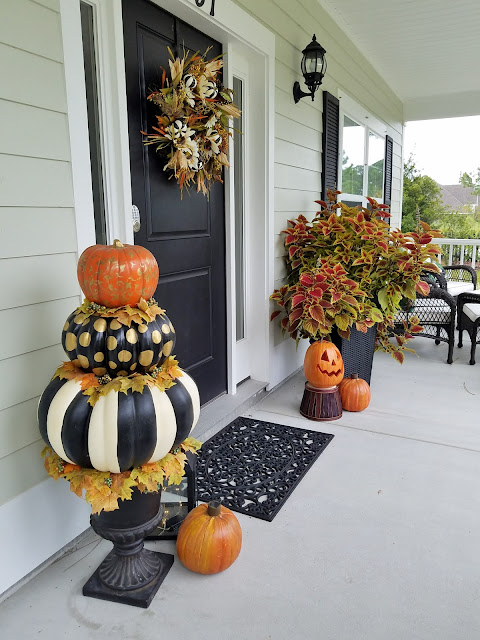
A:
[196,417,334,521]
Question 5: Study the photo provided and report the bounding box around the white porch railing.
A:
[436,238,480,269]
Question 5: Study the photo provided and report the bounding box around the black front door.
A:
[122,0,227,405]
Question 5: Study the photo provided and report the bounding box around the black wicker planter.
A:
[83,489,174,608]
[330,324,377,385]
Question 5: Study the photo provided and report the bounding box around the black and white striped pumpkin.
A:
[38,371,200,473]
[209,130,222,146]
[204,80,218,99]
[184,74,197,90]
[61,311,176,377]
[173,119,188,139]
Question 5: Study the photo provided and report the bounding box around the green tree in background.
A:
[401,154,446,232]
[459,168,480,208]
[434,169,480,239]
[436,211,480,239]
[342,153,384,199]
[341,151,363,196]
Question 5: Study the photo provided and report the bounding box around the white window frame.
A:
[338,93,388,208]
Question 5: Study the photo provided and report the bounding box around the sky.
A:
[403,116,480,186]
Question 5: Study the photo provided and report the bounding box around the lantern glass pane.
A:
[157,477,190,535]
[304,52,318,74]
[342,115,365,196]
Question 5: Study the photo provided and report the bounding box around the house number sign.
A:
[195,0,215,16]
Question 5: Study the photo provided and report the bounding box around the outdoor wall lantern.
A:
[293,34,327,103]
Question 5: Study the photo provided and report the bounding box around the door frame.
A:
[62,0,275,395]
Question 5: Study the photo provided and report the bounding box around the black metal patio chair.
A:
[440,264,477,298]
[394,276,456,364]
[457,292,480,365]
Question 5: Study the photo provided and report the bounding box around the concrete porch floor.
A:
[1,336,480,639]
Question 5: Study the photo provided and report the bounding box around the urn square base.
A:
[83,550,174,608]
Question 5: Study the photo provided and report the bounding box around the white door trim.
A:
[60,0,96,258]
[62,0,275,395]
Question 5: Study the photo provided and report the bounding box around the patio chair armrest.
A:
[457,291,480,317]
[443,265,478,288]
[426,286,456,313]
[420,270,447,289]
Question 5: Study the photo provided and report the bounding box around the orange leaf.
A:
[415,280,430,297]
[79,373,100,391]
[63,463,81,473]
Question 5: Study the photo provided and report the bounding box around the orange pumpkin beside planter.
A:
[77,239,159,308]
[339,373,371,411]
[304,341,344,388]
[176,501,242,574]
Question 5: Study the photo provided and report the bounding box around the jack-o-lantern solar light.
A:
[300,341,344,421]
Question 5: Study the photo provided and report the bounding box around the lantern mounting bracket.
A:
[293,81,314,103]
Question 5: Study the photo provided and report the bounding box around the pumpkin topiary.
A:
[339,373,370,412]
[77,239,159,308]
[304,341,344,388]
[37,371,199,472]
[62,310,175,377]
[176,500,242,574]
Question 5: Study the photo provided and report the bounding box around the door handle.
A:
[132,205,141,233]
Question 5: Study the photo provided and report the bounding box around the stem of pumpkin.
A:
[113,239,124,248]
[207,500,222,516]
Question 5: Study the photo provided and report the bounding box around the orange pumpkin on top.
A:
[304,341,344,388]
[77,239,159,308]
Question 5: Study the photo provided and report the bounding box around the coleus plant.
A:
[270,190,443,363]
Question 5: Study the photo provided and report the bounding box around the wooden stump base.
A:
[300,382,342,421]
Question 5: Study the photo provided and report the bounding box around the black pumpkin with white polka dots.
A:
[61,311,176,377]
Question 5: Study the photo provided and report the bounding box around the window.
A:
[80,1,107,244]
[233,76,245,341]
[339,113,385,207]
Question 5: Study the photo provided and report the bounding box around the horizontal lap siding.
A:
[233,0,404,367]
[0,0,80,507]
[234,0,404,228]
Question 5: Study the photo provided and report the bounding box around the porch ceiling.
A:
[317,0,480,121]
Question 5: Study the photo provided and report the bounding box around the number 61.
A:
[195,0,216,17]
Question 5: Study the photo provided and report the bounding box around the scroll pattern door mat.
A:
[196,417,334,522]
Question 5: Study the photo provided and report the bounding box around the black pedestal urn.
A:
[83,489,174,608]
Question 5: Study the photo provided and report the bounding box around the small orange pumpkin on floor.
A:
[176,501,242,574]
[304,340,344,388]
[339,373,370,411]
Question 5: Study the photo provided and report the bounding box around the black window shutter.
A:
[321,91,340,201]
[384,134,393,208]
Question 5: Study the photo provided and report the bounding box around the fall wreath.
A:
[42,437,201,514]
[143,48,241,195]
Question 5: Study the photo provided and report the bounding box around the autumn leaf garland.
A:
[76,296,165,327]
[53,356,183,406]
[42,437,202,514]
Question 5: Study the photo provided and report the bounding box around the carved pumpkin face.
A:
[304,341,344,388]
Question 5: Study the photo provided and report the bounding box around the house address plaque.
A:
[195,0,215,16]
